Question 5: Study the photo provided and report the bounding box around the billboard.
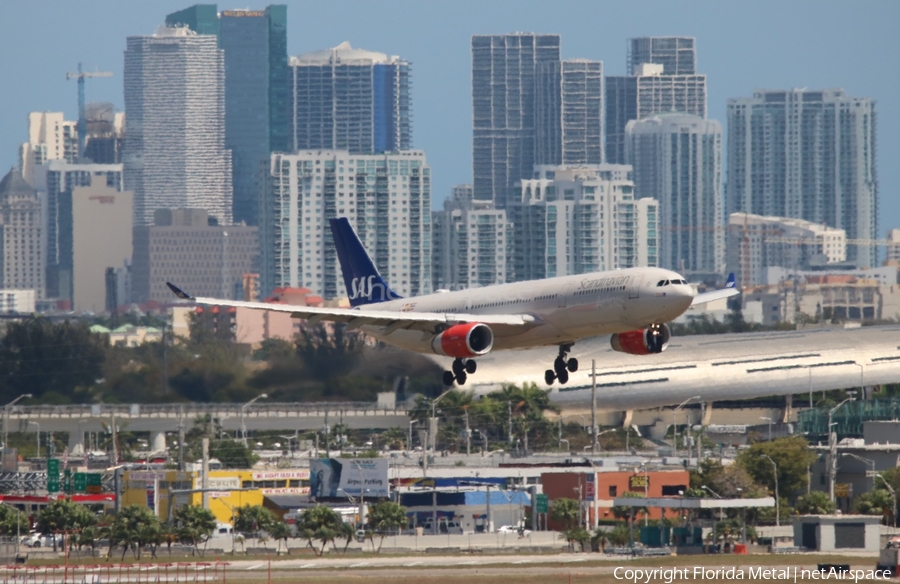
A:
[309,458,389,499]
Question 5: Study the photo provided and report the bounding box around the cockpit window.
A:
[656,280,665,287]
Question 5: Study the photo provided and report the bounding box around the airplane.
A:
[167,217,738,388]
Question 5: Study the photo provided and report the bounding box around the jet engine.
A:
[610,323,670,355]
[431,322,494,358]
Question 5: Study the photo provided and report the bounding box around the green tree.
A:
[174,505,217,556]
[853,489,894,516]
[737,436,817,499]
[560,526,591,552]
[209,439,259,469]
[295,323,365,382]
[0,319,107,404]
[269,520,293,555]
[108,505,161,560]
[592,527,610,552]
[608,524,631,547]
[612,492,647,521]
[234,505,277,547]
[794,491,837,515]
[37,499,97,552]
[366,501,408,553]
[550,497,580,531]
[297,505,344,556]
[0,504,29,537]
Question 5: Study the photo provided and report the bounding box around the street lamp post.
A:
[828,396,856,503]
[673,396,700,458]
[3,394,33,451]
[408,420,417,452]
[430,388,454,453]
[876,474,897,527]
[28,421,39,458]
[558,415,566,451]
[761,454,779,526]
[701,485,722,549]
[240,394,268,447]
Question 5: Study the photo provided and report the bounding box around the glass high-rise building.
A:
[290,42,411,155]
[626,114,723,278]
[536,59,604,167]
[606,37,706,165]
[123,26,232,227]
[472,33,561,208]
[727,89,878,268]
[166,5,289,226]
[261,150,430,299]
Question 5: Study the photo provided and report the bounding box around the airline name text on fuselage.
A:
[578,275,631,290]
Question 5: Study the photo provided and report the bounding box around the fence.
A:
[0,562,232,584]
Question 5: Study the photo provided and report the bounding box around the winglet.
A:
[725,273,736,289]
[166,282,194,300]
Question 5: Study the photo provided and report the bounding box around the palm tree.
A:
[366,501,408,553]
[268,521,292,555]
[298,506,343,557]
[550,497,580,531]
[174,506,217,557]
[234,505,277,548]
[380,426,407,450]
[609,525,631,547]
[336,522,356,555]
[592,527,610,552]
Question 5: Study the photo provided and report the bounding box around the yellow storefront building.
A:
[122,469,310,524]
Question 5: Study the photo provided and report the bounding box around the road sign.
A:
[535,493,549,514]
[73,472,86,493]
[47,459,60,493]
[86,472,102,494]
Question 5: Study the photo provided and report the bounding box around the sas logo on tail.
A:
[349,275,378,300]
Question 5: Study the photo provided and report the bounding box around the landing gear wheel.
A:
[455,371,467,385]
[545,369,556,386]
[567,358,578,373]
[442,371,455,386]
[554,357,567,376]
[557,370,569,384]
[465,359,477,374]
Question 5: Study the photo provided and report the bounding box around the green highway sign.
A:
[73,472,86,493]
[86,473,102,494]
[535,493,549,514]
[46,459,60,493]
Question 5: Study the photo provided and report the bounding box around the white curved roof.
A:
[291,41,403,66]
[437,325,900,411]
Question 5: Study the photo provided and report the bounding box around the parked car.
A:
[21,533,63,548]
[497,524,532,536]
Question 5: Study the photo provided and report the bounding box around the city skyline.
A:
[0,1,897,230]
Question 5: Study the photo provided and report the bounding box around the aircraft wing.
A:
[691,272,739,306]
[168,283,535,331]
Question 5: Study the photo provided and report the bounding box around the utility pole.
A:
[591,360,597,455]
[507,401,513,445]
[177,407,185,471]
[109,412,117,465]
[201,437,210,510]
[464,410,471,456]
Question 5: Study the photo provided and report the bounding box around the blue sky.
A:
[1,1,898,230]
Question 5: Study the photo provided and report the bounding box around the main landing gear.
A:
[545,344,578,386]
[443,358,477,386]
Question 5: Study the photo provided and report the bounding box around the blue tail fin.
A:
[725,273,736,289]
[329,217,401,307]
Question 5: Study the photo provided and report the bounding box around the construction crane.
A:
[66,63,113,159]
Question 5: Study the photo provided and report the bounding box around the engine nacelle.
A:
[610,323,671,355]
[431,322,494,358]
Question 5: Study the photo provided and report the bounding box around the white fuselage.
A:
[356,267,695,355]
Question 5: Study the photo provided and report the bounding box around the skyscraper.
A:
[472,33,560,208]
[627,114,723,278]
[291,42,411,155]
[536,60,605,167]
[18,112,78,186]
[431,185,510,291]
[510,164,658,281]
[123,26,232,227]
[726,89,878,267]
[261,150,431,299]
[0,169,43,297]
[606,37,706,165]
[627,36,697,75]
[166,5,289,226]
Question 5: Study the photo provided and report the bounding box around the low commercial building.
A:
[541,469,690,527]
[121,468,309,524]
[399,489,530,534]
[793,515,881,553]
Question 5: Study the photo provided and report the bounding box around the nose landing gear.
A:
[545,344,578,386]
[442,358,478,386]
